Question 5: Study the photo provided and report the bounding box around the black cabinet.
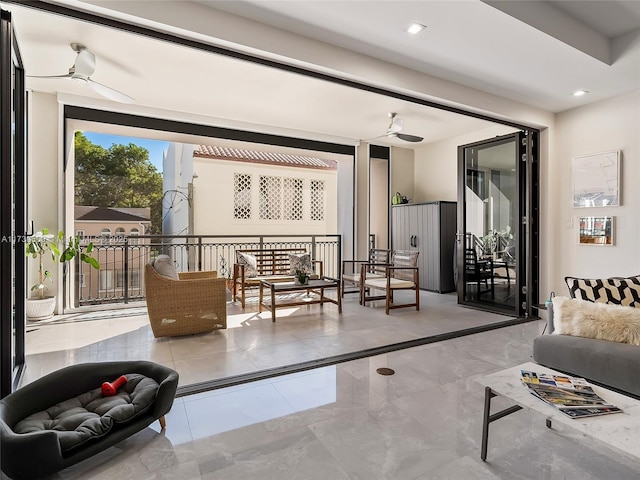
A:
[391,201,457,293]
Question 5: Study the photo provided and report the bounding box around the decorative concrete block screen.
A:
[259,175,282,220]
[236,173,327,222]
[234,173,252,219]
[283,177,303,220]
[311,180,325,221]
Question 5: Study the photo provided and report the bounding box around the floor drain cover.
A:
[376,367,395,376]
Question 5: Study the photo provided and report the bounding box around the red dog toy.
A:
[101,375,128,397]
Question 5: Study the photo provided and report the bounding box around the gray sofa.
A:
[533,275,640,398]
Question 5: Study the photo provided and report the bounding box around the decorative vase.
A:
[25,296,56,321]
[294,276,309,286]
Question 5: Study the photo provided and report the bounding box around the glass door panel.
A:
[457,133,520,314]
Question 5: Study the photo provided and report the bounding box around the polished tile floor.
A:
[17,320,639,480]
[23,290,511,387]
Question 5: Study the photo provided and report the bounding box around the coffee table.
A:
[258,277,342,322]
[476,362,640,462]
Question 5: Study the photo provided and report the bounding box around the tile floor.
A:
[22,290,510,387]
[15,320,640,480]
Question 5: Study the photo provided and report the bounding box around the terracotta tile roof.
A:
[75,206,150,222]
[194,144,337,170]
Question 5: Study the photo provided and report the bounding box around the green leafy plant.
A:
[26,228,99,299]
[480,227,513,257]
[295,269,309,284]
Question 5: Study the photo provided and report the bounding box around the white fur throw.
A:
[553,296,640,346]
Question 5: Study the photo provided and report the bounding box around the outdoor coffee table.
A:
[476,362,640,463]
[259,277,342,322]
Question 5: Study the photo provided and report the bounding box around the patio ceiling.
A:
[6,1,639,148]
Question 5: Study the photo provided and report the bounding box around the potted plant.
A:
[294,269,309,285]
[25,228,99,320]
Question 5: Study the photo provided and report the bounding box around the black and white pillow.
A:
[564,275,640,307]
[236,252,258,278]
[289,253,312,275]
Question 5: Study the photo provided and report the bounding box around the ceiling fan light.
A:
[406,22,426,35]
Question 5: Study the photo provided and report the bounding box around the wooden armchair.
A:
[144,255,227,338]
[360,250,420,314]
[340,248,390,298]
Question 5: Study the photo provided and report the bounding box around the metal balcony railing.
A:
[74,234,341,307]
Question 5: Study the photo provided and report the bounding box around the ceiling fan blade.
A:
[27,74,73,79]
[396,133,423,143]
[87,79,134,104]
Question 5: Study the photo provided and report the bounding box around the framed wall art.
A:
[578,216,614,246]
[572,150,620,207]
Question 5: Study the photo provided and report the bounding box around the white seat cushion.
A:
[342,272,384,283]
[364,278,415,290]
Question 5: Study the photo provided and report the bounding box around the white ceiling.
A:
[4,0,640,148]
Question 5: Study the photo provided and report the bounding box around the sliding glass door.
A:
[1,9,26,397]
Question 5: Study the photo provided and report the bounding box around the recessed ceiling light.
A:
[573,90,589,97]
[406,22,426,35]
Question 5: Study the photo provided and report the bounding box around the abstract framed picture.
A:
[572,150,620,208]
[578,216,614,246]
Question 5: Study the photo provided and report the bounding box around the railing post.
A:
[198,236,203,272]
[311,235,317,263]
[337,234,342,280]
[123,237,129,304]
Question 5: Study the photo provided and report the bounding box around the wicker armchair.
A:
[144,257,227,338]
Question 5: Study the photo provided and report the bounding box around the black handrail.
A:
[74,234,341,307]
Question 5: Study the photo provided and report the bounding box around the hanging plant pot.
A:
[25,296,56,321]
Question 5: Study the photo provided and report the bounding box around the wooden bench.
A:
[232,248,323,308]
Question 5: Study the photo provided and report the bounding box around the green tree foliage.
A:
[74,131,163,234]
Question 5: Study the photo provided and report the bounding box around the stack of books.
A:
[520,370,623,418]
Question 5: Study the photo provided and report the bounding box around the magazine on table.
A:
[520,370,623,418]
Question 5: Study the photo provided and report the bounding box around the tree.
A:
[74,131,163,234]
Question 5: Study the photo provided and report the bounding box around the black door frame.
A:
[456,131,538,318]
[1,8,27,398]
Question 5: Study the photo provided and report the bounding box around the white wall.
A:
[192,158,337,236]
[162,143,194,237]
[27,92,64,309]
[413,124,518,203]
[549,90,640,295]
[369,158,388,249]
[390,147,414,203]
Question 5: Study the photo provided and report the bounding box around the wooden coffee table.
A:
[476,362,640,463]
[258,277,342,322]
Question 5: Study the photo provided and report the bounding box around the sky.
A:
[82,132,169,173]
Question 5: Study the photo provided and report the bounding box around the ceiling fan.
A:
[27,43,134,104]
[384,112,423,143]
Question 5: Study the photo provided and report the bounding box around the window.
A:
[234,173,252,219]
[259,175,282,220]
[99,270,113,291]
[130,270,140,289]
[283,177,303,220]
[310,180,325,221]
[78,273,86,287]
[115,270,125,289]
[130,228,139,245]
[100,228,111,244]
